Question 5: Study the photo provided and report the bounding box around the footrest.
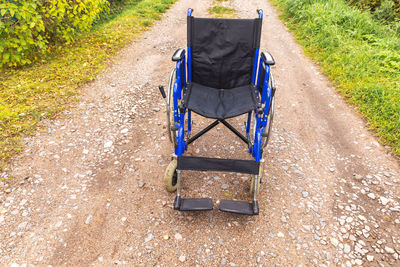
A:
[174,196,213,211]
[219,200,259,215]
[177,156,260,174]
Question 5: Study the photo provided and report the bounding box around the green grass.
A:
[0,0,176,171]
[271,0,400,156]
[208,5,237,18]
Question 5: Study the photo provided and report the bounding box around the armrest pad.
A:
[261,51,275,65]
[172,48,185,62]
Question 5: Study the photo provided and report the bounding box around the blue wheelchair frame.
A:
[172,9,273,164]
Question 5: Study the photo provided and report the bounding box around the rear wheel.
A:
[166,69,177,147]
[262,96,275,148]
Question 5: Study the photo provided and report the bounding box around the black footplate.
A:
[174,196,213,211]
[219,200,259,215]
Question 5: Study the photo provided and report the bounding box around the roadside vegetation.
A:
[0,0,175,171]
[346,0,400,28]
[208,0,237,18]
[272,0,400,156]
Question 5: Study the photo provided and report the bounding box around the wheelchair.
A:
[158,8,276,215]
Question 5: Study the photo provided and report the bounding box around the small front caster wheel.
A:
[164,159,178,192]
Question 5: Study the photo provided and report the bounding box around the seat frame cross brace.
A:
[186,119,249,146]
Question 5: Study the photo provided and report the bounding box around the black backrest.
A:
[188,17,262,89]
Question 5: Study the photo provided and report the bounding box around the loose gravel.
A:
[0,0,399,266]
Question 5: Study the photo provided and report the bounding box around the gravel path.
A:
[1,0,400,266]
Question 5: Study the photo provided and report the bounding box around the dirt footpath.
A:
[1,0,400,266]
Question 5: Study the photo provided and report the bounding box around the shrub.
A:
[347,0,400,22]
[0,0,110,67]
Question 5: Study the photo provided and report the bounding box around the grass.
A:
[271,0,400,156]
[0,0,176,171]
[208,4,237,18]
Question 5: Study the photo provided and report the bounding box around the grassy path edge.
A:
[269,0,400,157]
[0,0,177,172]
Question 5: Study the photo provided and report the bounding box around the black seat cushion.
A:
[183,82,260,119]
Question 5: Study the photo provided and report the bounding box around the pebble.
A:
[179,255,186,262]
[138,182,145,188]
[331,238,339,247]
[17,221,27,230]
[345,217,353,223]
[174,233,182,240]
[379,196,389,205]
[19,199,27,206]
[383,171,391,177]
[367,193,376,199]
[385,246,395,254]
[358,215,366,221]
[144,233,154,243]
[277,232,284,238]
[104,141,113,148]
[302,191,309,198]
[366,255,374,262]
[354,259,363,266]
[221,184,229,190]
[85,215,93,225]
[343,244,351,254]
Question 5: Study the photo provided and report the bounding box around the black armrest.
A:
[261,51,275,65]
[172,48,185,62]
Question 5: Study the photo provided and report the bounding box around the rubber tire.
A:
[250,163,263,195]
[164,159,178,192]
[262,96,275,148]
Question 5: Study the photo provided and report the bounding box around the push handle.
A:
[257,9,263,19]
[158,85,166,98]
